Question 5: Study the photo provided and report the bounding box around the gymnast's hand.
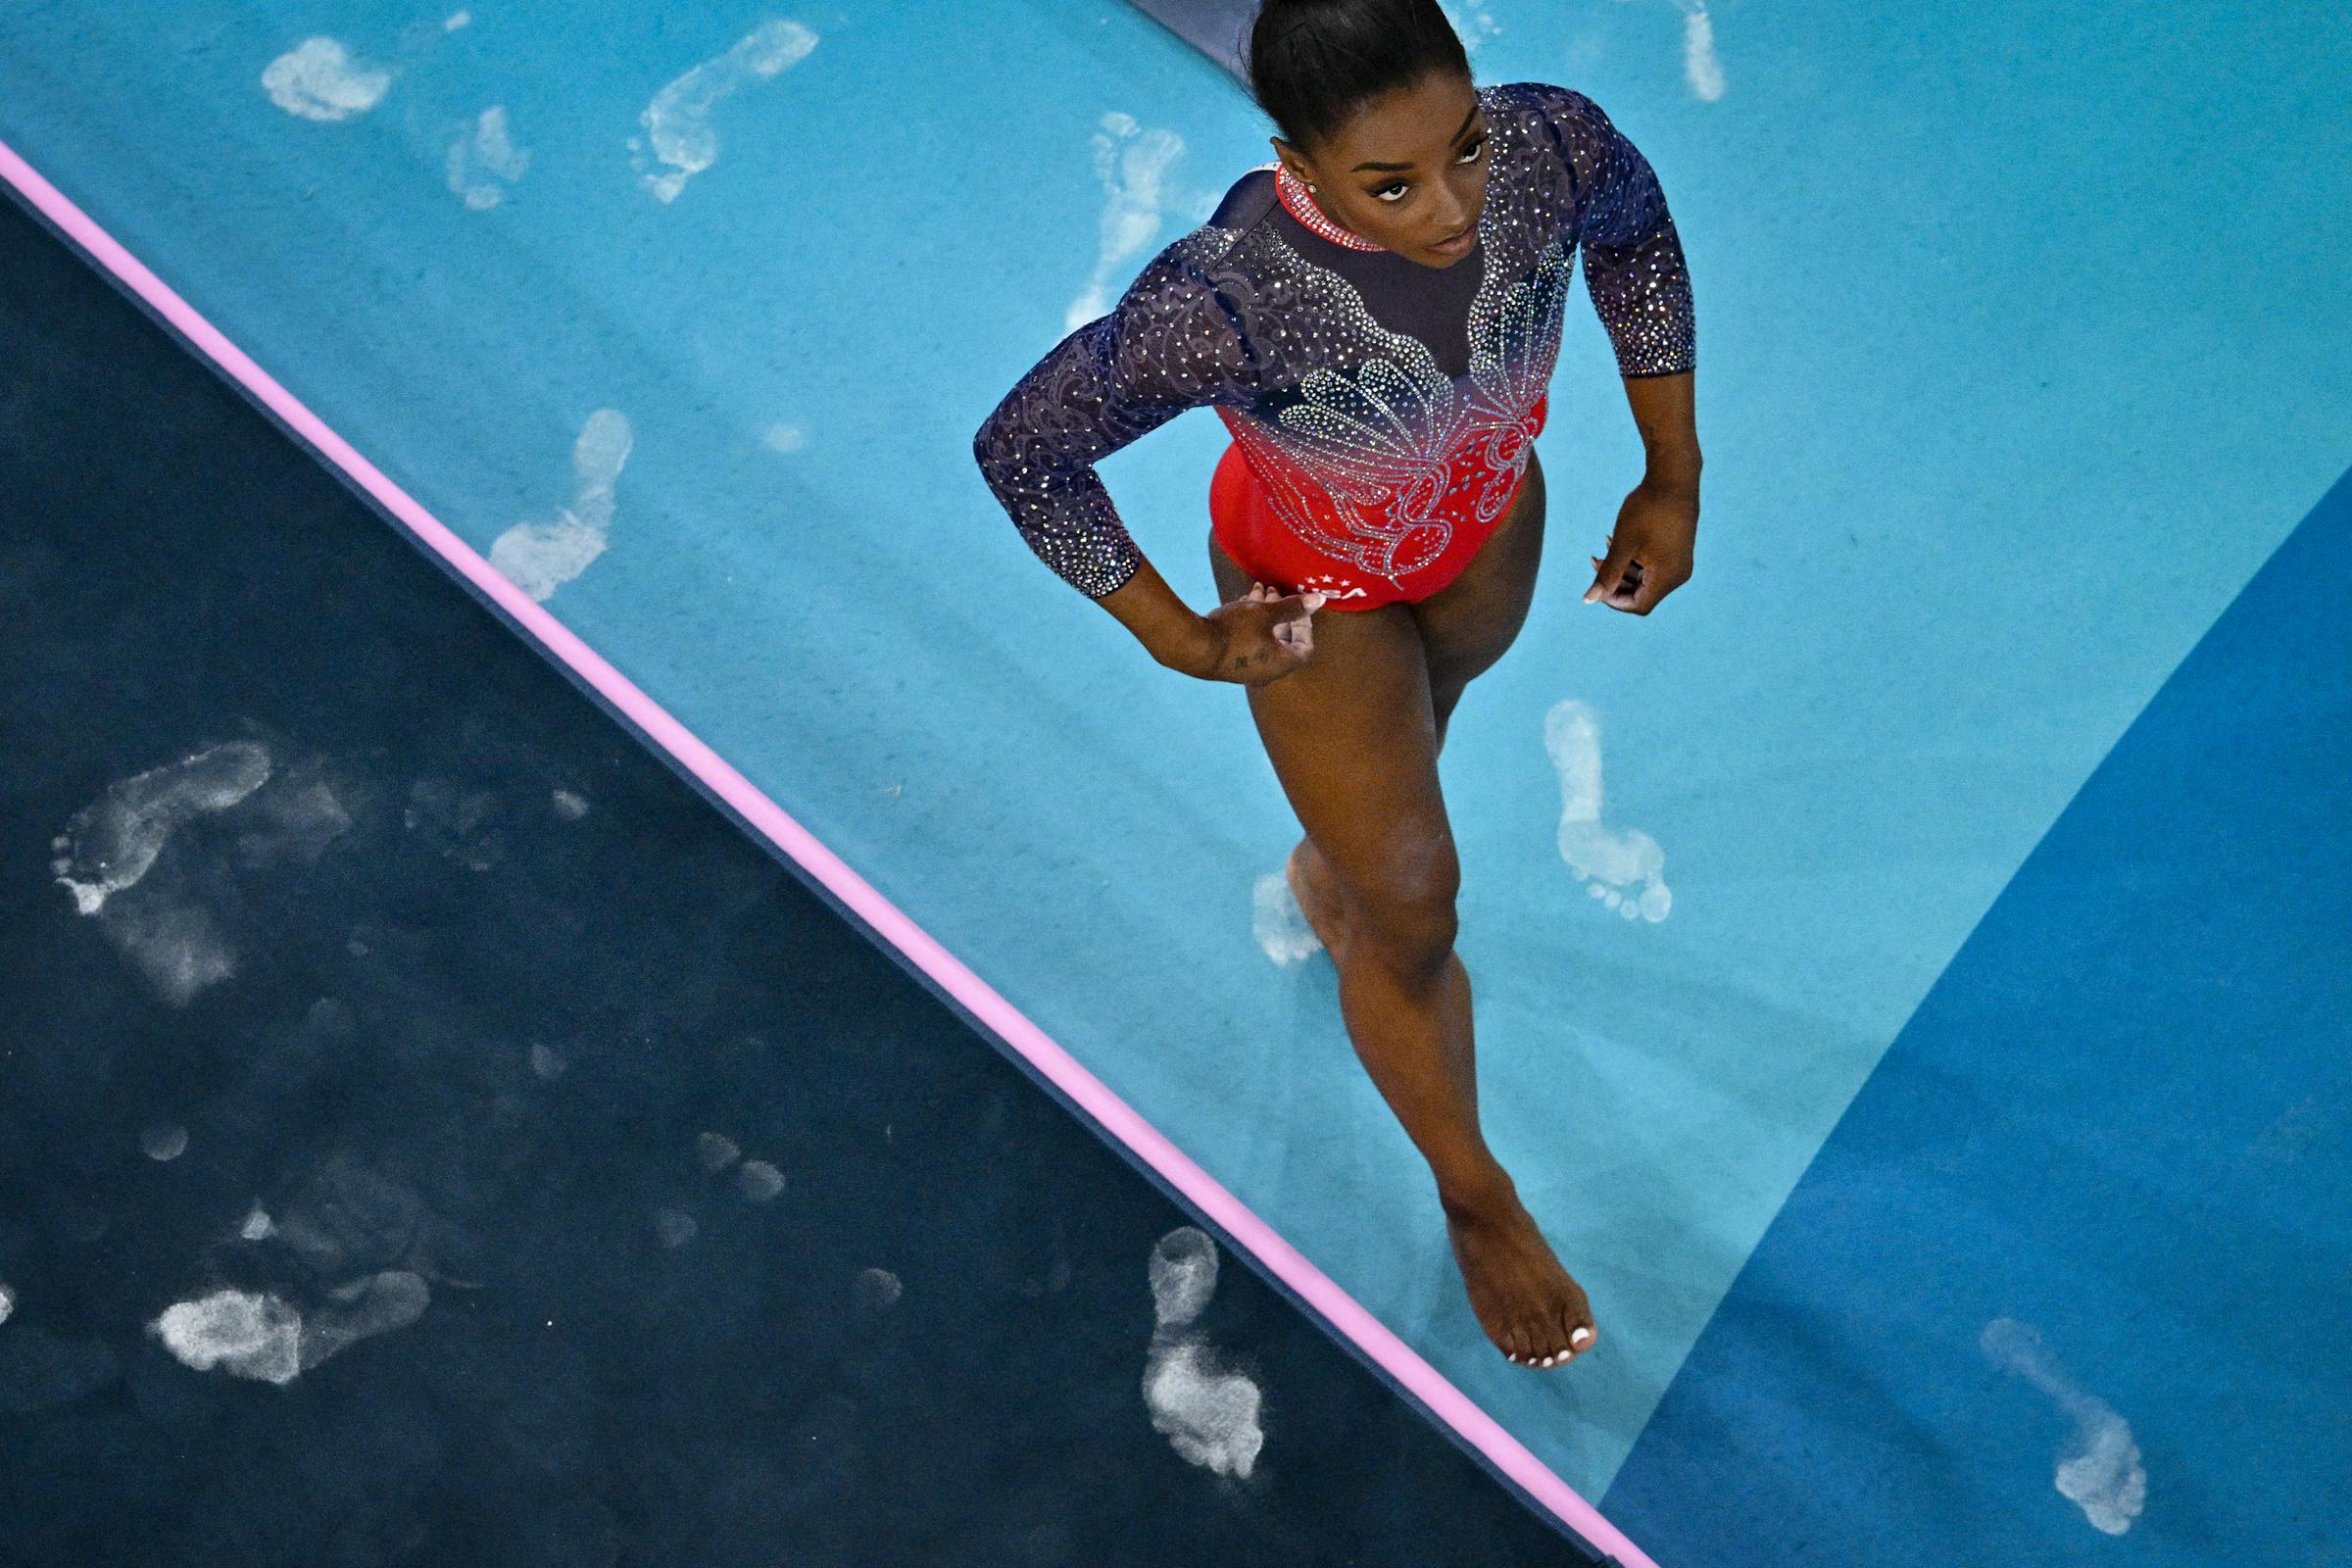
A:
[1191,581,1325,686]
[1586,475,1699,613]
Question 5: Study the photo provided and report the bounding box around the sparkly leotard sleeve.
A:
[972,81,1695,600]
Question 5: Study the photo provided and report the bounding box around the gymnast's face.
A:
[1272,71,1490,269]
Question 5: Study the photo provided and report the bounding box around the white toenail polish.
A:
[1572,1327,1592,1346]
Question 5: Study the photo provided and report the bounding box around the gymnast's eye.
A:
[1372,134,1487,204]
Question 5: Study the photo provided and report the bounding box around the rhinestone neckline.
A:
[1265,161,1386,253]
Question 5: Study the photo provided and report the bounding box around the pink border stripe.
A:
[0,134,1659,1568]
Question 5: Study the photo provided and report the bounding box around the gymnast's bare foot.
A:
[1286,837,1350,966]
[1441,1174,1597,1369]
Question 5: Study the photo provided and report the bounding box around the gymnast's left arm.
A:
[1587,368,1700,612]
[1557,89,1701,614]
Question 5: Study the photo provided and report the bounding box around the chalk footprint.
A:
[628,20,819,204]
[488,409,634,603]
[446,105,530,211]
[1544,699,1671,922]
[51,743,278,1006]
[50,742,272,916]
[1981,1317,2148,1536]
[151,1271,430,1386]
[1068,113,1188,330]
[260,38,395,122]
[149,1150,495,1382]
[52,738,361,1006]
[262,12,479,126]
[1250,870,1319,965]
[1141,1227,1264,1481]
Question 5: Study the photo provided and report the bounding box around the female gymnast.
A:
[973,0,1701,1370]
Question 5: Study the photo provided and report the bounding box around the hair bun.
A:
[1246,1,1471,158]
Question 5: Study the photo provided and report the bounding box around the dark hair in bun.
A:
[1246,0,1471,159]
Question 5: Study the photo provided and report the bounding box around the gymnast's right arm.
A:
[972,248,1312,683]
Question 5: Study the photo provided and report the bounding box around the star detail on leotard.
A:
[1293,570,1372,600]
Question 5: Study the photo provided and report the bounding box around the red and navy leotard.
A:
[972,81,1696,600]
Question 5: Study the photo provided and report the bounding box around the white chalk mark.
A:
[240,1204,275,1242]
[760,422,807,454]
[1544,699,1671,921]
[1141,1227,1263,1479]
[489,409,634,602]
[1673,1,1727,101]
[655,1208,698,1249]
[1982,1317,2148,1536]
[0,1281,14,1326]
[446,104,531,211]
[1067,113,1188,332]
[551,788,590,821]
[697,1132,742,1172]
[50,740,349,1007]
[446,11,471,31]
[153,1270,433,1385]
[261,38,394,122]
[634,20,818,203]
[1144,1342,1264,1478]
[1149,1225,1218,1330]
[141,1123,188,1162]
[853,1268,903,1310]
[1250,870,1321,966]
[736,1160,785,1202]
[528,1042,568,1079]
[152,1290,304,1383]
[52,742,271,915]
